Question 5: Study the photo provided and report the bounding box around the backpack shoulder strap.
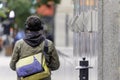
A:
[43,39,51,66]
[43,39,48,55]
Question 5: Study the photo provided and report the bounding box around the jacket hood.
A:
[23,31,45,47]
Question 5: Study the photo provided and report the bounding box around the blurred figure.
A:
[0,23,3,36]
[0,38,3,51]
[2,19,11,47]
[0,23,3,51]
[13,30,25,47]
[2,19,11,35]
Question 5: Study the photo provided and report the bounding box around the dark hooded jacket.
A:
[24,31,45,47]
[10,31,60,80]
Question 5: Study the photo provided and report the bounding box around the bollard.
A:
[76,57,93,80]
[79,57,88,80]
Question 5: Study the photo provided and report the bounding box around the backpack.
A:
[16,40,50,80]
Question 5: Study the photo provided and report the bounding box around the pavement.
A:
[0,49,16,80]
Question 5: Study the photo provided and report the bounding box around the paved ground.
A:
[0,49,16,80]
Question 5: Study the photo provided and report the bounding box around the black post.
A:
[79,57,89,80]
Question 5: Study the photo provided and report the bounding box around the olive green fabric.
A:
[10,39,60,80]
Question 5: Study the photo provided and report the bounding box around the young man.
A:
[10,15,60,80]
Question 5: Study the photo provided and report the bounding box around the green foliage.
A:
[54,0,61,4]
[0,7,9,18]
[7,0,32,28]
[0,11,6,18]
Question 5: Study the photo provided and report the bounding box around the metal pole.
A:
[65,14,69,47]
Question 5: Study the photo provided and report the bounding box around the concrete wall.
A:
[98,0,120,80]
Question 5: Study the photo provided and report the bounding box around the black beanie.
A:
[25,15,43,31]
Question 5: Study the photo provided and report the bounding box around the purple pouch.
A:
[16,57,44,77]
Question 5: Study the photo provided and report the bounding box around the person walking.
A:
[10,15,60,80]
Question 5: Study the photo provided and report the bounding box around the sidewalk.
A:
[0,49,16,80]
